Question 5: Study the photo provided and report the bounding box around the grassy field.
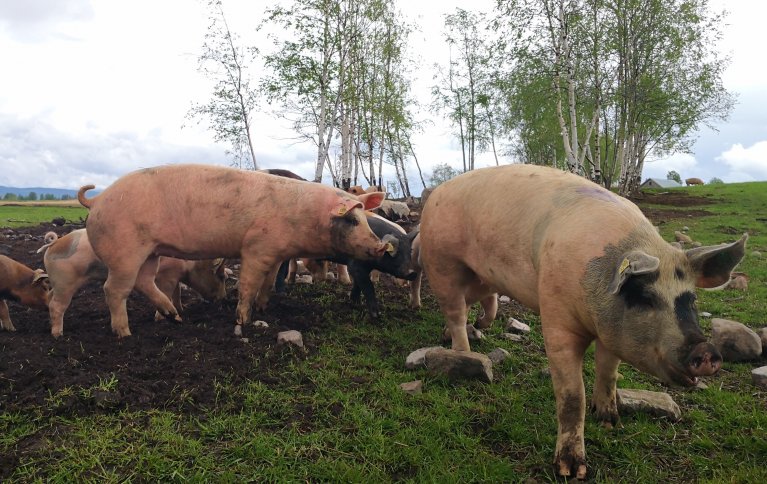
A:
[1,182,766,482]
[0,201,88,228]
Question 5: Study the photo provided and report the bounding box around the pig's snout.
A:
[686,342,722,377]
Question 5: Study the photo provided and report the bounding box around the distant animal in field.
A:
[685,177,704,186]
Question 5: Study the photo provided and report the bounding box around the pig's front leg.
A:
[0,300,15,331]
[591,340,622,428]
[254,263,281,312]
[543,322,591,480]
[235,256,274,336]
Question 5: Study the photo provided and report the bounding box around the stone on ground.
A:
[499,295,511,303]
[487,348,511,366]
[752,367,767,390]
[405,346,444,370]
[399,380,423,395]
[674,231,693,244]
[757,328,767,355]
[617,389,681,421]
[711,318,762,362]
[506,318,530,334]
[425,348,493,383]
[277,330,304,348]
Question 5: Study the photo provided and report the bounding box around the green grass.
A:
[0,205,88,228]
[2,182,766,482]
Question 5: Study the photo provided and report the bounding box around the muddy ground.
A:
[0,190,713,418]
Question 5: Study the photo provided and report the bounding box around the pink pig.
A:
[78,164,387,338]
[39,229,228,338]
[419,164,746,479]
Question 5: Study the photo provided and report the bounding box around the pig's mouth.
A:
[664,363,699,387]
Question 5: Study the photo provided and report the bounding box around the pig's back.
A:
[422,165,647,307]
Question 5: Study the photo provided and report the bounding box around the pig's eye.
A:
[619,275,663,310]
[342,216,359,227]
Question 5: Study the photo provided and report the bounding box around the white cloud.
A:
[642,153,698,180]
[718,141,767,182]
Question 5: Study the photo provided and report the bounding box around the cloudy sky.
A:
[0,0,765,195]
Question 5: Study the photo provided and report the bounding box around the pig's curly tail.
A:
[77,184,95,209]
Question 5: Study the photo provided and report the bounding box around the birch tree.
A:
[187,0,260,170]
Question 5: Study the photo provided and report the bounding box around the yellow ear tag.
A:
[337,206,348,215]
[619,258,630,274]
[385,242,395,254]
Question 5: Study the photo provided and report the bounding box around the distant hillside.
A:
[0,185,91,199]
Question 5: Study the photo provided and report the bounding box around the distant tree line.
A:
[2,193,74,201]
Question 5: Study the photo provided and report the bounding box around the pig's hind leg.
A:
[134,257,181,322]
[475,293,498,329]
[0,300,15,331]
[47,279,85,338]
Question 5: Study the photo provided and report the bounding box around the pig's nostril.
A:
[690,356,703,369]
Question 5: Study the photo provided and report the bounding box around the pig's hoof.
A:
[51,331,63,339]
[173,314,183,323]
[555,453,587,480]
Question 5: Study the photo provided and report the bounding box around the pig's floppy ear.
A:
[686,233,747,288]
[331,198,364,218]
[356,191,386,211]
[608,251,660,295]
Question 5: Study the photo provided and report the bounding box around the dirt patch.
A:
[629,190,715,224]
[1,220,455,424]
[629,190,718,207]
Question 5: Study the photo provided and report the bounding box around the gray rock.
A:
[617,389,681,421]
[506,318,530,334]
[487,348,511,365]
[712,318,762,362]
[752,367,767,390]
[498,295,511,304]
[757,328,767,355]
[405,346,444,370]
[250,320,269,328]
[295,274,313,284]
[674,231,693,244]
[277,330,304,348]
[699,311,712,318]
[727,275,748,290]
[682,226,690,232]
[499,333,523,342]
[240,338,250,343]
[669,241,683,249]
[399,380,423,395]
[751,251,763,259]
[690,241,703,248]
[424,348,493,383]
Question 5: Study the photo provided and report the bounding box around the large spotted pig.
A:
[78,164,388,338]
[0,255,49,331]
[419,164,746,479]
[39,229,228,338]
